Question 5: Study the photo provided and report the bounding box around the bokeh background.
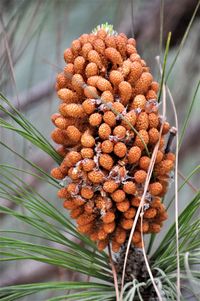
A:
[0,0,199,300]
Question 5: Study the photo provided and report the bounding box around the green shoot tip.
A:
[92,22,118,36]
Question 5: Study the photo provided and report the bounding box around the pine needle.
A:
[166,165,200,210]
[165,0,200,82]
[178,80,200,149]
[166,82,181,301]
[158,32,171,102]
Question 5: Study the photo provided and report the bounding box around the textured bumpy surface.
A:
[51,26,175,252]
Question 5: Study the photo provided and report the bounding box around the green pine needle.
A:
[0,93,62,164]
[178,80,200,149]
[158,32,171,102]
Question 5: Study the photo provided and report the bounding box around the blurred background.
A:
[0,0,199,300]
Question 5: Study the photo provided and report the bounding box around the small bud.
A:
[111,189,126,203]
[134,170,147,183]
[135,112,149,131]
[101,140,113,153]
[128,146,141,163]
[134,130,149,150]
[123,181,136,194]
[149,182,163,196]
[81,148,94,159]
[99,154,114,170]
[131,94,147,110]
[102,211,115,223]
[109,70,124,86]
[98,123,112,140]
[103,180,119,193]
[97,77,113,92]
[66,125,81,143]
[123,207,136,219]
[118,81,132,105]
[113,125,126,139]
[82,159,95,172]
[81,131,95,147]
[85,62,98,77]
[114,142,127,158]
[81,186,94,199]
[105,47,123,65]
[89,113,102,127]
[116,200,130,212]
[51,167,65,179]
[121,218,133,230]
[88,50,103,68]
[103,111,116,127]
[82,99,96,115]
[88,170,104,184]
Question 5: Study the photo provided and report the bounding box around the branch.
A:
[0,262,59,287]
[0,79,54,117]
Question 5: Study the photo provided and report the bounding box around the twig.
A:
[178,170,198,193]
[166,86,180,301]
[108,243,120,301]
[165,127,177,153]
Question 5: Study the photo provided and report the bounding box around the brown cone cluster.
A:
[50,26,175,252]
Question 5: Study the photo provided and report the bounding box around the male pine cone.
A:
[51,25,175,252]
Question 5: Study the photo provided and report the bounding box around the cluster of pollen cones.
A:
[50,25,175,252]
